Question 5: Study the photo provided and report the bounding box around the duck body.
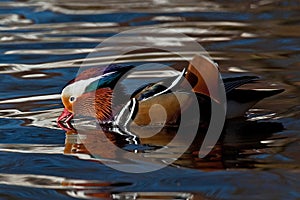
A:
[57,55,284,128]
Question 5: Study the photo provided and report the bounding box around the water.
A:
[0,0,300,199]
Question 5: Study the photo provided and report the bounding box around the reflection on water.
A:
[62,118,288,171]
[0,0,300,199]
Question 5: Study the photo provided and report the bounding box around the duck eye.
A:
[69,96,76,102]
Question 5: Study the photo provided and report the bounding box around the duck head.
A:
[57,65,134,124]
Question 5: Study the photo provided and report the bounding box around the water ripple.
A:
[0,0,299,199]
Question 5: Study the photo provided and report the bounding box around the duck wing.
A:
[223,75,259,93]
[131,68,186,101]
[131,83,168,101]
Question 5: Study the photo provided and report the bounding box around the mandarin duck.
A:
[57,55,284,129]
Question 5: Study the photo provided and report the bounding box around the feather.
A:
[73,88,113,121]
[227,88,284,103]
[223,76,259,93]
[184,55,221,103]
[84,65,134,93]
[131,68,186,101]
[103,64,135,74]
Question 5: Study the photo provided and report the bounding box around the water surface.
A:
[0,0,300,199]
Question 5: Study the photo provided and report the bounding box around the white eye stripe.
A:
[61,71,116,99]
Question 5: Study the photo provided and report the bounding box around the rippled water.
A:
[0,0,300,199]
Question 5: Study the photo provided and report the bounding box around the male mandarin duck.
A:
[57,55,284,128]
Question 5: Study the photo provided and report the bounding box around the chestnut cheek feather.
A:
[61,96,73,113]
[94,89,113,120]
[73,88,113,121]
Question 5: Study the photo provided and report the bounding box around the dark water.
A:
[0,0,300,199]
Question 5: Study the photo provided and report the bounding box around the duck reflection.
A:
[62,117,284,171]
